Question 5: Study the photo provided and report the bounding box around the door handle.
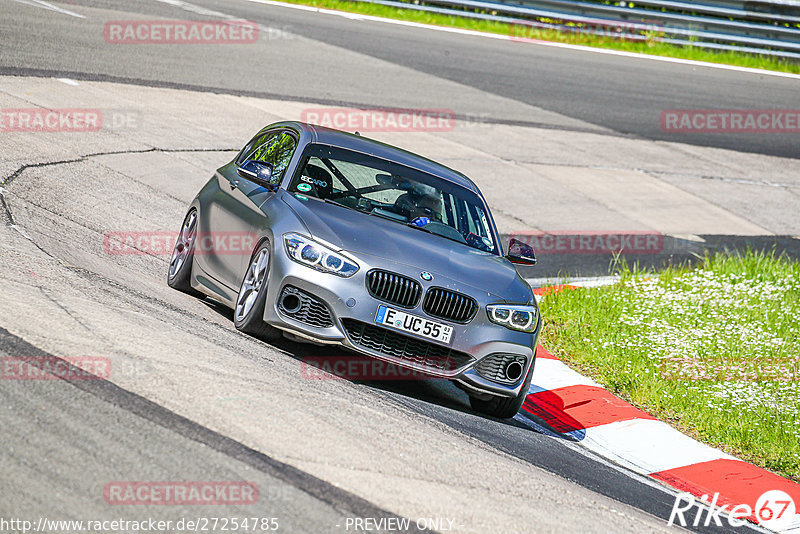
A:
[229,180,239,190]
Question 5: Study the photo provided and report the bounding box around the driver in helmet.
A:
[394,182,442,225]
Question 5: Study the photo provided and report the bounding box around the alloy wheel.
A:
[169,211,197,280]
[235,248,269,322]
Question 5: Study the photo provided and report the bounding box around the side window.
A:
[236,130,272,166]
[248,132,297,183]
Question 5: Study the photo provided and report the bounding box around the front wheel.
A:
[233,242,282,341]
[167,209,203,297]
[469,353,535,419]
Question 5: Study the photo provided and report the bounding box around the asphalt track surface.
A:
[0,0,789,532]
[2,0,799,158]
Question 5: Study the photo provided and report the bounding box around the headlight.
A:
[487,304,538,333]
[283,233,359,277]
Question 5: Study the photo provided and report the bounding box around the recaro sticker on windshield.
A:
[300,175,328,188]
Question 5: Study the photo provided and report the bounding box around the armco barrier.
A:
[354,0,800,59]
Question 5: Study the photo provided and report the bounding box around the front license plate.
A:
[375,306,453,344]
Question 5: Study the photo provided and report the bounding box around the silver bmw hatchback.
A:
[168,122,540,418]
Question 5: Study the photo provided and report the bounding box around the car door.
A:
[206,129,297,291]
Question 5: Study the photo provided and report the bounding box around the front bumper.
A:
[261,246,539,399]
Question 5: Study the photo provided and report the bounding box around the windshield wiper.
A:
[405,221,467,247]
[324,198,354,210]
[406,222,433,234]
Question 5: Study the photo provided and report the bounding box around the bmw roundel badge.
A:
[420,271,433,281]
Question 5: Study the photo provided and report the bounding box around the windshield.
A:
[287,144,499,254]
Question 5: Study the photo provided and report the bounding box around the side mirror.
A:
[506,238,537,265]
[237,160,277,189]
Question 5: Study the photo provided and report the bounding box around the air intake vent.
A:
[341,319,473,374]
[475,353,527,385]
[278,286,334,328]
[366,270,422,308]
[422,287,478,323]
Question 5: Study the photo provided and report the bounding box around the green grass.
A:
[281,0,800,74]
[539,251,800,481]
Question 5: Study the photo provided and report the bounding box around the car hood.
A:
[281,192,532,302]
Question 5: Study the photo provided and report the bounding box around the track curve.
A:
[2,1,795,532]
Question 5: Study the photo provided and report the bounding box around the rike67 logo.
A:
[668,490,796,530]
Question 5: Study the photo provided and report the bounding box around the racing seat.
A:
[302,164,333,199]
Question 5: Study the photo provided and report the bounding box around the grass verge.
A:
[278,0,800,74]
[539,251,800,481]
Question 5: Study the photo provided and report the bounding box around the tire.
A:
[167,209,204,298]
[233,241,282,341]
[469,351,536,419]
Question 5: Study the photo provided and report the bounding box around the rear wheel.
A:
[469,352,535,419]
[167,209,203,297]
[233,242,282,341]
